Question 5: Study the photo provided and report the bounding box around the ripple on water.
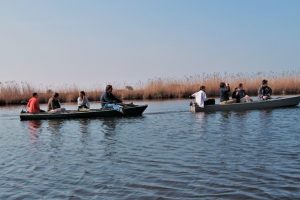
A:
[0,102,300,199]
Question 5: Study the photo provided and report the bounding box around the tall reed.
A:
[1,71,299,106]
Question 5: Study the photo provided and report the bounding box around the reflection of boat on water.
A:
[190,96,300,112]
[20,104,148,121]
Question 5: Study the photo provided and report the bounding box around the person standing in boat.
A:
[100,85,123,110]
[27,93,45,113]
[47,93,66,113]
[191,85,215,108]
[258,79,272,100]
[77,91,90,110]
[219,82,231,103]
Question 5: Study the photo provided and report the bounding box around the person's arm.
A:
[34,99,40,112]
[191,92,197,97]
[57,100,61,108]
[50,99,55,109]
[100,93,109,103]
[78,97,83,106]
[26,99,31,110]
[111,93,122,103]
[202,92,207,101]
[258,86,262,97]
[84,97,90,108]
[269,87,272,96]
[225,83,230,92]
[47,99,53,111]
[226,85,231,92]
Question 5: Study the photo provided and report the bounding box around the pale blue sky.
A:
[0,0,299,88]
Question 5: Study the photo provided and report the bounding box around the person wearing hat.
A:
[100,85,122,110]
[258,79,272,100]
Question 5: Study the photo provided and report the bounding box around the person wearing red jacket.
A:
[27,93,44,113]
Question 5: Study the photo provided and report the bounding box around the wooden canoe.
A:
[20,104,148,120]
[190,96,300,112]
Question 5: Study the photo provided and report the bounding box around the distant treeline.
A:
[1,71,300,106]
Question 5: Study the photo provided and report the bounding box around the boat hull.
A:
[20,105,148,121]
[190,96,300,112]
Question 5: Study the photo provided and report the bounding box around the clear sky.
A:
[0,0,299,88]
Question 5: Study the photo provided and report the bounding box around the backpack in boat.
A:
[205,99,215,105]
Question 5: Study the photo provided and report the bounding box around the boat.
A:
[190,96,300,112]
[20,104,148,121]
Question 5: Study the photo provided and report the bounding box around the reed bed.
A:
[1,72,300,106]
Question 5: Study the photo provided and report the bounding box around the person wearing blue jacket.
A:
[100,85,122,110]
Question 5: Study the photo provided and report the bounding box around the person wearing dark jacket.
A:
[258,79,272,100]
[232,87,238,100]
[100,85,122,109]
[236,83,252,103]
[219,82,231,103]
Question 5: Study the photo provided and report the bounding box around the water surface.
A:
[0,100,300,199]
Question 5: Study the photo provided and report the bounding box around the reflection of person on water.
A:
[27,120,42,141]
[47,93,66,113]
[27,93,45,113]
[48,120,63,134]
[258,79,272,100]
[77,91,90,111]
[100,85,123,110]
[191,85,215,108]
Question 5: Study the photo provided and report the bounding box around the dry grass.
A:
[1,71,300,106]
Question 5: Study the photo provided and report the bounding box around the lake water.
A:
[1,100,300,200]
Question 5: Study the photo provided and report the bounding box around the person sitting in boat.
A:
[77,91,90,110]
[231,87,238,101]
[100,85,123,110]
[191,85,215,108]
[219,82,236,104]
[27,93,45,113]
[236,83,253,103]
[258,79,272,100]
[47,93,66,113]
